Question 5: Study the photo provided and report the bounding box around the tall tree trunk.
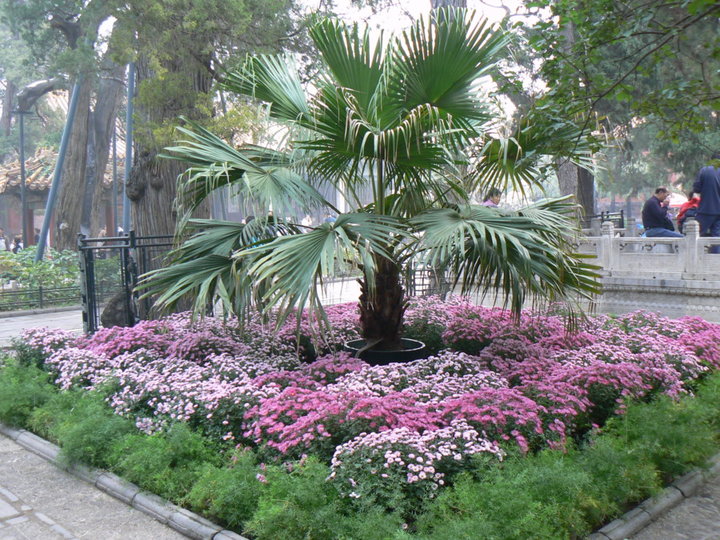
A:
[127,56,213,319]
[89,60,125,235]
[557,159,596,217]
[129,57,212,241]
[1,80,15,137]
[49,14,105,250]
[54,77,93,251]
[358,255,407,350]
[555,12,596,217]
[80,109,97,236]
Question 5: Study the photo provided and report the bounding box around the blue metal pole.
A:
[35,78,83,262]
[18,112,28,248]
[112,125,118,234]
[122,62,134,234]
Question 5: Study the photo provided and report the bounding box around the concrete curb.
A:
[6,418,717,540]
[0,423,247,540]
[588,452,720,539]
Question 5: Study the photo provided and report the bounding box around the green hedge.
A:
[1,356,719,539]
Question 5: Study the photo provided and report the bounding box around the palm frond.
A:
[309,19,386,116]
[411,200,601,315]
[163,119,328,229]
[139,217,302,316]
[139,254,248,316]
[389,8,508,124]
[235,212,406,326]
[472,110,595,198]
[222,55,310,123]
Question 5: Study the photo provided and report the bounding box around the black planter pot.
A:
[343,338,427,366]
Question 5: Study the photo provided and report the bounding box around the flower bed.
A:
[11,297,720,537]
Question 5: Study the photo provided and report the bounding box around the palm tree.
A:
[143,8,600,352]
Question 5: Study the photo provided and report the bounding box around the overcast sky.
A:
[304,0,520,32]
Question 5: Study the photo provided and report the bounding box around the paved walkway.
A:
[0,308,84,349]
[0,434,184,540]
[632,478,720,540]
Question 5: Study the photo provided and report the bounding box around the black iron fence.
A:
[406,264,451,298]
[78,232,450,334]
[79,232,174,333]
[0,285,80,311]
[580,210,625,230]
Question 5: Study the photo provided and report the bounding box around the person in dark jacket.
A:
[692,152,720,237]
[642,187,683,238]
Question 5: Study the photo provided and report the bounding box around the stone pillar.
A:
[600,221,615,273]
[625,217,638,237]
[590,217,601,236]
[683,218,700,277]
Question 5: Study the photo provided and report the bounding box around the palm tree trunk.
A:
[358,255,407,350]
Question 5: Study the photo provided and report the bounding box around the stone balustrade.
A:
[577,219,720,322]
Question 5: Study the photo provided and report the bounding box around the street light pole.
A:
[14,78,60,254]
[112,126,118,234]
[17,111,29,248]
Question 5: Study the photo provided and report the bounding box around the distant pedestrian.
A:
[323,213,337,224]
[641,187,683,238]
[97,229,108,259]
[11,236,23,254]
[0,228,8,251]
[33,227,40,244]
[692,152,720,238]
[481,188,502,207]
[677,192,700,234]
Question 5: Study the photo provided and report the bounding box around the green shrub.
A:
[245,457,348,540]
[27,389,85,443]
[187,450,263,529]
[403,319,445,355]
[416,450,596,540]
[13,246,79,288]
[109,423,220,502]
[12,341,48,370]
[694,373,720,430]
[0,359,55,426]
[602,394,717,482]
[52,392,135,468]
[576,436,661,526]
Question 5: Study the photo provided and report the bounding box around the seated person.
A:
[677,192,700,234]
[641,187,683,238]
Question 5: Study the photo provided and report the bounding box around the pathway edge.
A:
[0,422,248,540]
[4,419,718,540]
[587,452,720,539]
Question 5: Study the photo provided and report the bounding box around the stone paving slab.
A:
[0,433,185,540]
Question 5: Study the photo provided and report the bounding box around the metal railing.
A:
[0,285,80,311]
[78,232,452,333]
[580,210,625,230]
[79,232,174,333]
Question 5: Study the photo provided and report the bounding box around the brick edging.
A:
[0,423,248,540]
[587,453,720,539]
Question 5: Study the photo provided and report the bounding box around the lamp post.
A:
[15,78,60,252]
[14,110,33,248]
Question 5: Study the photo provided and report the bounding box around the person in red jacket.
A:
[677,192,700,234]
